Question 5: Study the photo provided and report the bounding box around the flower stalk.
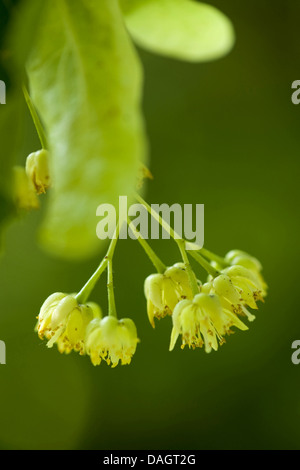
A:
[22,84,48,150]
[127,216,166,273]
[76,224,119,305]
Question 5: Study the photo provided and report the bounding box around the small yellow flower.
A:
[85,316,139,367]
[144,263,197,327]
[169,293,247,353]
[57,302,102,355]
[225,249,267,293]
[209,272,257,322]
[37,293,101,354]
[222,265,266,306]
[26,149,51,194]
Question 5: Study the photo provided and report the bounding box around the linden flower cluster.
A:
[145,250,267,353]
[36,292,139,367]
[36,246,266,367]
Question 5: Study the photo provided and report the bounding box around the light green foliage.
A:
[27,0,147,260]
[121,0,235,62]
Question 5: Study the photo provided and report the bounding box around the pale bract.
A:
[26,0,234,261]
[121,0,235,62]
[27,0,147,260]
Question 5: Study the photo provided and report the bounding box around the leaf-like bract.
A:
[121,0,235,62]
[27,0,147,260]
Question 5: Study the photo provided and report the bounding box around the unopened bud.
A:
[26,149,51,194]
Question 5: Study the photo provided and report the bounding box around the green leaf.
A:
[27,0,147,260]
[121,0,235,62]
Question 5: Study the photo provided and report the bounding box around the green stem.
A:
[75,258,108,304]
[135,193,178,240]
[75,225,119,305]
[199,247,229,267]
[188,251,220,278]
[127,216,166,274]
[22,84,48,150]
[106,224,119,318]
[135,192,221,279]
[177,239,199,297]
[107,258,117,318]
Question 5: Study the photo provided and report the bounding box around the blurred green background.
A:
[0,0,300,450]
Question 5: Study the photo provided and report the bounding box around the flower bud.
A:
[225,250,262,272]
[26,149,51,194]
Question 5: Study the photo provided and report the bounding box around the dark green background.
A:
[0,0,299,450]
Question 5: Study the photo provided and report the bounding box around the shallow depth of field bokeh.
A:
[0,0,299,450]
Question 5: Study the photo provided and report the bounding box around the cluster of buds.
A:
[12,149,51,211]
[145,252,267,353]
[36,293,139,367]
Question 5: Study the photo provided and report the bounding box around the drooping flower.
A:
[201,266,263,321]
[144,263,199,327]
[36,293,101,354]
[169,292,247,353]
[56,301,102,355]
[225,249,267,293]
[26,149,51,194]
[85,316,139,367]
[222,265,266,307]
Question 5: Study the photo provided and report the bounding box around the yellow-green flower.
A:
[222,265,266,307]
[144,263,197,327]
[225,249,267,293]
[206,266,265,321]
[169,292,247,353]
[56,301,102,355]
[26,149,51,195]
[85,316,139,367]
[203,276,254,323]
[37,293,101,354]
